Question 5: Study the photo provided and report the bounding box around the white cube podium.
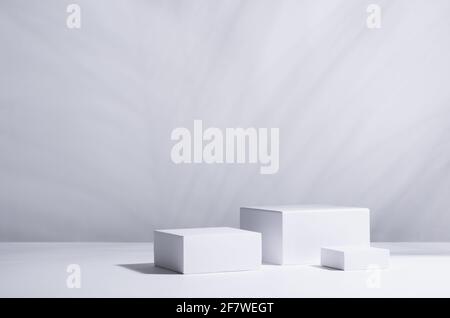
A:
[240,205,370,265]
[154,227,261,274]
[321,246,390,270]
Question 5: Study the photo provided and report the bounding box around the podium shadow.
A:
[117,263,178,275]
[310,265,339,271]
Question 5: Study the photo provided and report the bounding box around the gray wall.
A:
[1,0,449,241]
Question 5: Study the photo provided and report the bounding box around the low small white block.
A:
[321,246,390,270]
[154,227,261,274]
[240,205,370,265]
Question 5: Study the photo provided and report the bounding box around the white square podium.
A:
[154,227,261,274]
[240,205,370,265]
[321,246,390,270]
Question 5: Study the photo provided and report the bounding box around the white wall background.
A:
[1,0,449,241]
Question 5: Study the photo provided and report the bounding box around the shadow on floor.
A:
[117,263,178,275]
[310,265,340,271]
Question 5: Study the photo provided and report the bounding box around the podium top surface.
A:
[155,227,258,237]
[241,205,369,214]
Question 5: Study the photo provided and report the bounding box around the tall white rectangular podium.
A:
[240,205,370,265]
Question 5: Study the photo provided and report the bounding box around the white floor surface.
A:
[1,242,450,297]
